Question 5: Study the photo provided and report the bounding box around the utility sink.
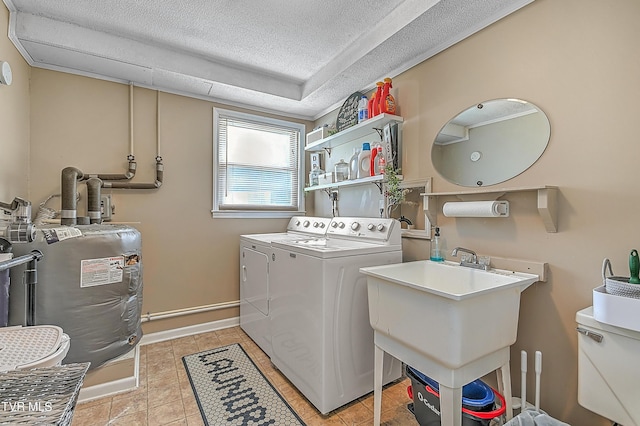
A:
[360,260,539,370]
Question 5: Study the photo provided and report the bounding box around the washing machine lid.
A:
[0,325,64,372]
[272,238,401,259]
[576,306,640,340]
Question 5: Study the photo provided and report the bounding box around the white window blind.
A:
[213,108,304,217]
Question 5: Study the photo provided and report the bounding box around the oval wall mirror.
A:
[431,98,550,187]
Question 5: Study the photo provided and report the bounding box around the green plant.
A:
[384,164,410,217]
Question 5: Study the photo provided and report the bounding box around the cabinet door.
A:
[241,247,269,315]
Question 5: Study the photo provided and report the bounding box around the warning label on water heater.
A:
[80,256,125,287]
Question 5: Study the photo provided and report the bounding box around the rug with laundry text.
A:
[182,343,306,425]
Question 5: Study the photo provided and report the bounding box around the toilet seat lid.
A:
[0,325,64,371]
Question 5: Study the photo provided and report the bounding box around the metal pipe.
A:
[83,159,137,181]
[103,159,163,189]
[24,251,43,326]
[141,300,240,322]
[156,91,161,158]
[0,250,42,272]
[61,166,83,225]
[0,250,43,327]
[130,82,134,157]
[86,177,103,224]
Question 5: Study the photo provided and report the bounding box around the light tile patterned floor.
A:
[71,326,419,426]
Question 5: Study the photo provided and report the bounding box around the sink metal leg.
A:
[496,361,514,421]
[439,384,463,426]
[373,344,383,426]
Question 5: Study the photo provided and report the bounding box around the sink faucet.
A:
[451,247,490,271]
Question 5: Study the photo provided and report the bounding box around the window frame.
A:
[212,108,306,219]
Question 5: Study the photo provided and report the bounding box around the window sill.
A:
[211,210,306,219]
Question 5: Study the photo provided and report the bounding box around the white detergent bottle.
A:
[357,143,371,179]
[348,148,360,180]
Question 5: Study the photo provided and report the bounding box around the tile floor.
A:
[71,326,419,426]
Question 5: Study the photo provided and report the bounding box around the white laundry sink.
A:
[361,260,538,370]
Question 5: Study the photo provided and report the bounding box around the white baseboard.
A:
[140,316,240,346]
[78,316,239,403]
[78,375,139,403]
[78,346,140,403]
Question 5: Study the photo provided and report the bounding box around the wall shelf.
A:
[421,185,559,233]
[305,174,402,193]
[305,113,403,156]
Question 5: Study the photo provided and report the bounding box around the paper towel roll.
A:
[442,201,509,217]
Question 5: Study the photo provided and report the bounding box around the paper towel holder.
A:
[421,185,558,232]
[443,201,510,218]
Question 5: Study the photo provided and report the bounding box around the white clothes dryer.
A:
[239,216,331,357]
[269,217,403,414]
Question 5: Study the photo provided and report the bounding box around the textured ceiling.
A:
[3,0,534,119]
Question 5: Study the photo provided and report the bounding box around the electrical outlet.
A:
[100,195,112,221]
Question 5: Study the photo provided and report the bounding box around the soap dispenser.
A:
[430,227,444,262]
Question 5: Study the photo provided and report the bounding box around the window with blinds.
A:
[213,108,305,218]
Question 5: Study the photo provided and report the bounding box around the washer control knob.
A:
[367,223,375,230]
[303,220,310,227]
[319,222,325,228]
[313,222,319,228]
[295,220,301,226]
[338,222,345,229]
[351,222,360,231]
[377,224,385,231]
[331,222,338,228]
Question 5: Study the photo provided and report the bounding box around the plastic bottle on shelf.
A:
[334,159,349,182]
[309,165,324,186]
[369,82,384,118]
[358,95,369,123]
[348,148,360,180]
[376,145,387,175]
[370,143,379,176]
[379,77,396,115]
[357,143,371,179]
[430,227,444,262]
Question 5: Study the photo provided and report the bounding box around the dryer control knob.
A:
[313,222,319,228]
[377,224,385,231]
[351,222,360,231]
[319,223,325,228]
[303,220,310,227]
[338,222,345,229]
[331,222,338,228]
[295,220,301,226]
[367,223,375,230]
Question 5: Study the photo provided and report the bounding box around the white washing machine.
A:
[239,216,331,358]
[269,217,403,415]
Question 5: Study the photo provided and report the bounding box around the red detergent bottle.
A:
[370,143,379,176]
[369,82,384,117]
[379,77,396,115]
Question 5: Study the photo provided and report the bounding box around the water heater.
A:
[9,224,143,370]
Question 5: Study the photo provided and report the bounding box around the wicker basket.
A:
[0,363,90,425]
[602,258,640,299]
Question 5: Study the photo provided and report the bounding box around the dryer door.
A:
[241,247,269,315]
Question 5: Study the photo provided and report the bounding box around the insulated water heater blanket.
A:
[8,224,143,369]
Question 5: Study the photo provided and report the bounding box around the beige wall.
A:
[314,0,637,424]
[28,71,314,334]
[0,5,30,201]
[5,0,639,423]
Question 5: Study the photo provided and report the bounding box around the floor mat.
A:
[182,343,306,425]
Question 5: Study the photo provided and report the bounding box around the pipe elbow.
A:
[62,166,83,181]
